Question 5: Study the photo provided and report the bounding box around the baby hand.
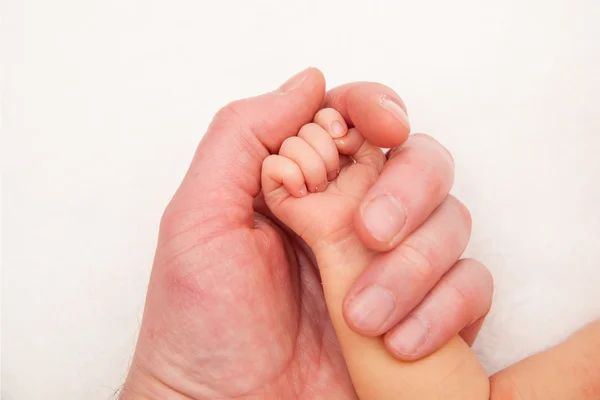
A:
[262,107,491,399]
[262,107,492,359]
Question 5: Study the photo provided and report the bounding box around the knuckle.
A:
[297,123,320,141]
[296,129,309,141]
[405,136,455,186]
[412,133,455,168]
[299,122,320,133]
[440,274,471,312]
[387,149,444,199]
[314,107,337,121]
[158,202,179,238]
[279,136,302,154]
[320,107,338,114]
[213,100,246,129]
[384,153,452,204]
[438,262,474,312]
[262,154,274,167]
[476,261,495,296]
[261,155,278,172]
[445,259,494,321]
[459,259,494,299]
[438,142,455,168]
[212,100,275,153]
[446,195,473,230]
[313,107,327,121]
[210,100,264,152]
[480,275,494,314]
[406,161,444,200]
[398,238,440,285]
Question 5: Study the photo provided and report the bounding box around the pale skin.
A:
[121,68,600,399]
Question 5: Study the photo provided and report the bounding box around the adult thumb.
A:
[164,68,326,235]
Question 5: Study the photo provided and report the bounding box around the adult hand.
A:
[120,68,491,400]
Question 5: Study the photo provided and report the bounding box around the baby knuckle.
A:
[314,107,337,121]
[280,136,302,153]
[261,154,278,169]
[298,123,319,137]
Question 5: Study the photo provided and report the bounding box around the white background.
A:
[3,0,600,398]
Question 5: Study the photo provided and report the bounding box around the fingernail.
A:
[315,181,328,192]
[327,171,337,181]
[380,95,410,130]
[299,185,308,197]
[388,316,429,355]
[330,120,346,138]
[346,285,396,332]
[278,68,310,93]
[362,195,406,242]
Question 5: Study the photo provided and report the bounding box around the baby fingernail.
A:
[346,285,395,332]
[327,171,337,181]
[380,95,410,130]
[330,120,346,138]
[316,181,328,192]
[388,316,429,355]
[362,195,406,242]
[299,185,308,196]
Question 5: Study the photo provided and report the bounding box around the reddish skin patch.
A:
[130,214,357,400]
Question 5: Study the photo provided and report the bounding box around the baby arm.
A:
[262,108,490,399]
